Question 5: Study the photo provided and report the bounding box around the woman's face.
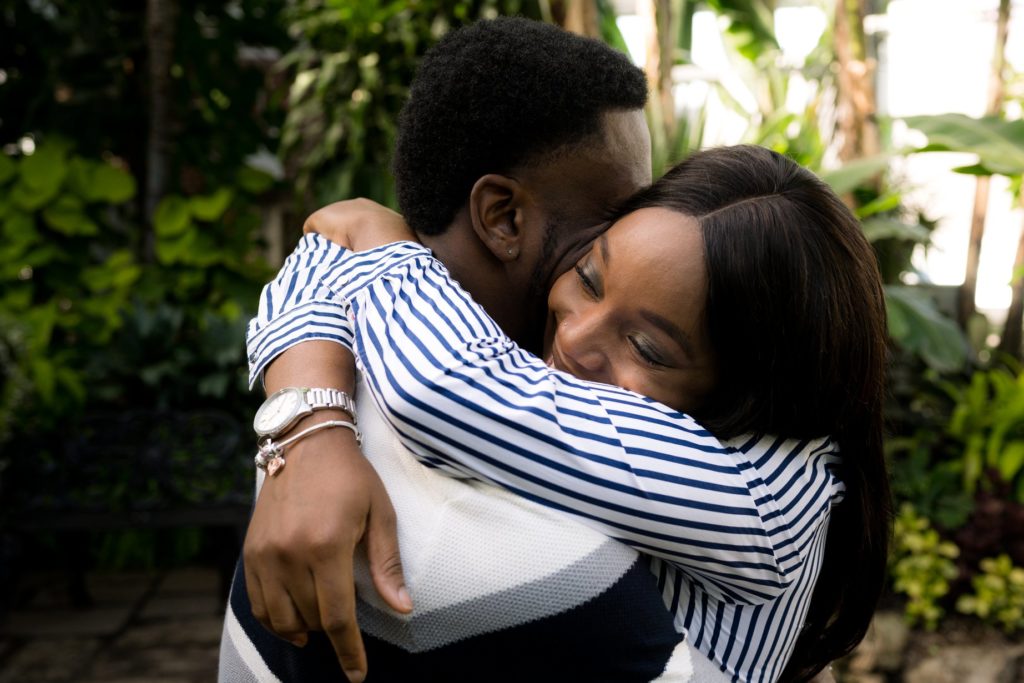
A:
[543,207,717,413]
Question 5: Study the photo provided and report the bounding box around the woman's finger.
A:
[262,575,311,646]
[243,560,270,631]
[314,556,367,683]
[366,491,412,613]
[288,566,324,632]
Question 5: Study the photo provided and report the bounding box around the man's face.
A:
[518,109,652,329]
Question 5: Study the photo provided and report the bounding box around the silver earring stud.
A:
[507,248,515,257]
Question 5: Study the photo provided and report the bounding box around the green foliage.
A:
[1,0,290,193]
[820,159,966,372]
[890,504,961,630]
[104,177,276,414]
[0,314,31,450]
[819,155,893,195]
[886,286,968,374]
[941,367,1024,502]
[0,142,276,426]
[0,143,272,540]
[0,142,141,423]
[702,0,779,62]
[957,554,1024,632]
[1,1,284,571]
[905,114,1024,188]
[280,0,540,211]
[889,365,1024,535]
[887,425,974,531]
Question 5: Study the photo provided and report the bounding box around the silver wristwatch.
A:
[253,387,357,438]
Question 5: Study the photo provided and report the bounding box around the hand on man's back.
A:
[243,425,411,683]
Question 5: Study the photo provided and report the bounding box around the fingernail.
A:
[290,634,307,648]
[398,586,413,611]
[344,669,365,683]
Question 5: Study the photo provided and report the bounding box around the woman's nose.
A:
[557,309,611,382]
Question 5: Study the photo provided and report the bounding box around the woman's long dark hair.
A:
[616,146,891,682]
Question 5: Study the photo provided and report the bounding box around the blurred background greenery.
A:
[1,0,1024,647]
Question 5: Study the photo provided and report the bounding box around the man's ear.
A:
[468,174,525,262]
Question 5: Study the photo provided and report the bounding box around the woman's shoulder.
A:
[726,432,844,507]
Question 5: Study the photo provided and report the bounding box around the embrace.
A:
[219,17,891,683]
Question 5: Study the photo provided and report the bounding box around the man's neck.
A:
[417,218,538,352]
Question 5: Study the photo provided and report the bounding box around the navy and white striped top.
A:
[247,235,846,682]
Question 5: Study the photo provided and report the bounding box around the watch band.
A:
[303,387,357,422]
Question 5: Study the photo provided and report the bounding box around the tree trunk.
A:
[961,177,993,326]
[639,0,677,175]
[999,216,1024,358]
[833,0,879,165]
[145,0,177,262]
[562,0,601,38]
[962,0,1011,327]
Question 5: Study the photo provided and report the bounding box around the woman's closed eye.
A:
[629,335,668,368]
[574,262,600,298]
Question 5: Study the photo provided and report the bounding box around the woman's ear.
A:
[468,174,524,262]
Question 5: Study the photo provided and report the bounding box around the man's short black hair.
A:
[393,17,648,235]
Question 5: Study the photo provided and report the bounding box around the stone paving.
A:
[0,567,223,683]
[5,567,1024,682]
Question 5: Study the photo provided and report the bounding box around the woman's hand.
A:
[244,425,407,683]
[243,342,411,683]
[303,198,417,251]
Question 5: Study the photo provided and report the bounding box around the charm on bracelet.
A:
[253,419,361,478]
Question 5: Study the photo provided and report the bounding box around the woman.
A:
[240,146,890,682]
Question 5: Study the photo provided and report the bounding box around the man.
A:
[223,17,655,683]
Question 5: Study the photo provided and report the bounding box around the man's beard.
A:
[522,219,560,352]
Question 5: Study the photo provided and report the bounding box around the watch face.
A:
[254,388,302,435]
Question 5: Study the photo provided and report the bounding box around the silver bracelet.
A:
[255,419,362,477]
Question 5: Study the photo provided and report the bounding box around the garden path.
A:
[0,567,221,683]
[2,567,1022,682]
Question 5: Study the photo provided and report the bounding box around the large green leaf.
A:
[904,114,1024,177]
[4,209,35,236]
[20,144,68,193]
[0,153,16,185]
[704,0,779,62]
[855,192,901,219]
[2,210,38,254]
[885,285,968,373]
[155,229,197,265]
[188,188,233,221]
[42,195,99,236]
[65,157,96,200]
[861,217,932,245]
[153,196,192,237]
[820,155,892,195]
[91,163,137,204]
[9,179,59,211]
[81,250,140,292]
[238,166,274,194]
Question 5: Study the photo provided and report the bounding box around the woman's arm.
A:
[243,202,418,682]
[253,236,825,605]
[302,198,416,251]
[243,341,408,683]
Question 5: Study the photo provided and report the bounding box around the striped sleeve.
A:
[308,242,804,606]
[245,235,427,388]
